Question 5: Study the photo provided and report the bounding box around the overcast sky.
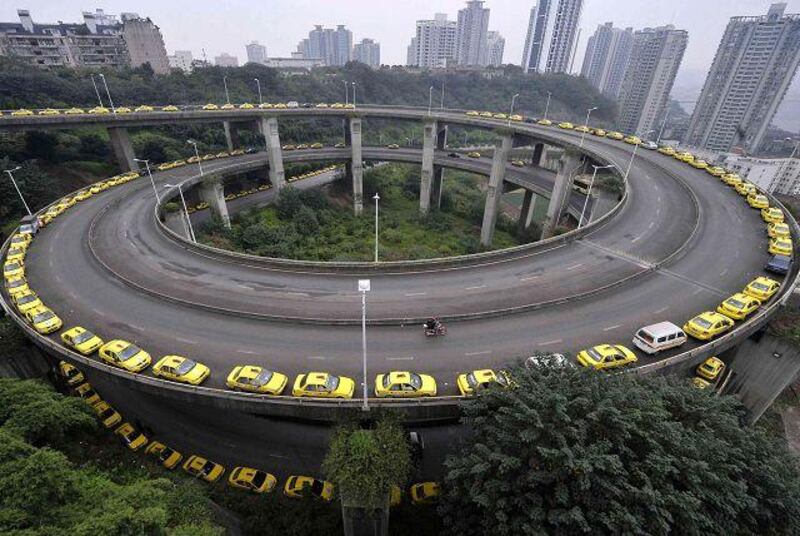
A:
[3,0,799,126]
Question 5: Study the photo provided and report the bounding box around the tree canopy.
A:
[438,363,800,535]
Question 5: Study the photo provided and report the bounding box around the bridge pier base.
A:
[108,127,139,172]
[419,120,437,214]
[517,190,537,235]
[480,135,513,247]
[541,150,583,239]
[223,121,240,152]
[431,125,448,209]
[261,117,286,191]
[199,178,230,228]
[531,142,545,167]
[349,117,364,215]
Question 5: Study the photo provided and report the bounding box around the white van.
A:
[632,322,687,354]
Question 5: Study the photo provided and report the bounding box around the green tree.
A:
[275,186,303,219]
[293,204,320,236]
[439,364,800,535]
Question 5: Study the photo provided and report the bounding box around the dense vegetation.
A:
[438,361,800,535]
[199,164,527,261]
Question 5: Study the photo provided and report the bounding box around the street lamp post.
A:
[254,78,262,105]
[358,279,371,412]
[580,106,598,148]
[543,91,552,121]
[90,75,103,107]
[343,81,349,105]
[351,82,357,108]
[624,142,639,182]
[579,164,614,227]
[3,166,32,216]
[223,76,230,105]
[98,74,115,114]
[164,183,196,242]
[373,193,380,263]
[508,93,520,126]
[187,140,204,176]
[428,86,434,116]
[133,159,160,202]
[440,80,445,109]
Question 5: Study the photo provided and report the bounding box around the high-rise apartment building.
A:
[684,3,800,153]
[617,25,688,137]
[168,50,193,72]
[0,8,167,71]
[581,22,633,98]
[520,0,583,73]
[408,14,458,68]
[297,25,352,66]
[214,53,239,67]
[353,38,380,67]
[486,31,505,67]
[407,38,418,66]
[245,41,267,64]
[456,1,490,66]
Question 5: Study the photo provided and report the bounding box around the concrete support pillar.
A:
[541,150,583,239]
[108,127,138,172]
[199,178,230,228]
[479,135,514,247]
[349,117,364,215]
[431,125,448,209]
[419,120,437,214]
[531,142,545,167]
[517,190,538,235]
[261,117,286,190]
[223,121,240,151]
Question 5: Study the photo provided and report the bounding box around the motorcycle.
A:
[423,322,447,337]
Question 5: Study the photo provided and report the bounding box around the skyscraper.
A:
[456,1,490,66]
[296,25,352,66]
[353,38,380,67]
[684,3,800,153]
[486,31,505,67]
[120,13,170,74]
[214,52,239,67]
[581,22,633,98]
[409,13,458,68]
[617,25,688,137]
[520,0,583,74]
[245,41,267,64]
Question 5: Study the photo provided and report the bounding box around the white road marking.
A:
[631,235,641,243]
[307,355,327,360]
[405,292,427,297]
[236,349,259,355]
[603,324,622,332]
[566,263,583,271]
[237,284,251,290]
[520,275,541,281]
[176,336,195,344]
[285,292,309,298]
[128,324,144,331]
[464,284,486,290]
[719,268,729,277]
[539,339,563,346]
[465,350,491,356]
[386,356,415,361]
[648,222,654,229]
[653,306,670,314]
[692,288,703,295]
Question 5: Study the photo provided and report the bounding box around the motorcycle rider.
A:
[425,317,441,332]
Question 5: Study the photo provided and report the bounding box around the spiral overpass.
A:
[2,105,799,478]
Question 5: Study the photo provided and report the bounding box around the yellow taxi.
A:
[410,482,441,505]
[58,361,85,386]
[690,159,709,169]
[282,144,296,150]
[274,103,287,109]
[283,476,334,501]
[13,291,41,314]
[239,103,255,109]
[682,311,734,341]
[134,105,154,112]
[747,194,769,209]
[99,340,151,372]
[74,189,92,201]
[74,382,102,406]
[6,247,25,264]
[574,125,591,133]
[331,103,344,109]
[38,108,59,116]
[768,222,790,239]
[6,277,31,299]
[577,344,638,370]
[343,103,355,109]
[511,160,525,167]
[297,143,309,149]
[25,306,63,334]
[10,233,32,250]
[762,207,784,224]
[607,131,624,140]
[145,441,183,469]
[183,455,225,482]
[61,326,104,355]
[229,467,277,493]
[226,365,288,395]
[456,369,512,396]
[162,105,179,112]
[743,276,780,301]
[153,355,210,385]
[675,152,694,163]
[4,261,24,279]
[157,162,176,171]
[696,356,725,381]
[480,111,493,117]
[593,128,607,137]
[64,107,85,115]
[657,146,676,156]
[202,103,219,111]
[315,103,329,108]
[721,173,742,186]
[375,371,437,398]
[467,151,481,158]
[509,114,523,122]
[221,103,236,110]
[769,238,793,256]
[716,293,761,320]
[89,106,110,114]
[11,109,34,116]
[536,118,553,126]
[93,401,122,429]
[115,107,132,114]
[735,182,756,196]
[310,142,324,149]
[89,183,109,194]
[623,135,642,145]
[558,122,574,129]
[706,166,726,177]
[115,422,148,451]
[292,372,355,399]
